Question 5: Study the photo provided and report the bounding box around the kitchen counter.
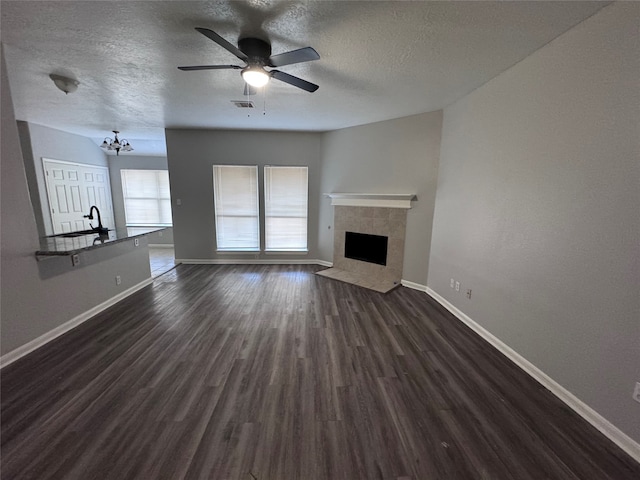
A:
[36,227,167,259]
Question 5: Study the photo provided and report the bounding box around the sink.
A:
[59,231,96,238]
[53,229,108,238]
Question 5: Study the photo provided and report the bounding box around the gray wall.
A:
[428,2,639,443]
[108,154,174,244]
[318,112,442,285]
[18,121,108,236]
[1,50,152,357]
[165,129,322,261]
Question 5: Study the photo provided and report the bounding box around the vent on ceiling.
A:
[231,100,254,108]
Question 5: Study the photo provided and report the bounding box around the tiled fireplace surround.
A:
[317,203,409,293]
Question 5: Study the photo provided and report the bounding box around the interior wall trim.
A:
[425,287,640,464]
[401,279,428,292]
[148,244,175,248]
[0,277,153,369]
[177,258,333,266]
[315,259,333,267]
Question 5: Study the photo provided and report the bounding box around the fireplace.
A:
[345,231,388,266]
[316,193,414,293]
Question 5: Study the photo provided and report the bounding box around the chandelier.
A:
[100,131,133,156]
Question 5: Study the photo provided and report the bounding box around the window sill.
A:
[215,249,308,255]
[264,250,309,255]
[126,225,173,228]
[216,249,261,254]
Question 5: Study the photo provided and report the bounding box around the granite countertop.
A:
[36,227,167,258]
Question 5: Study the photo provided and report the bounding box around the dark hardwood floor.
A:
[2,264,638,479]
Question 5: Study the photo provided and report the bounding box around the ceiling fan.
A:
[178,27,320,93]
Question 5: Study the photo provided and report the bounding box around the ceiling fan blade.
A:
[270,70,319,93]
[178,65,242,71]
[243,83,257,96]
[268,47,320,67]
[195,27,248,62]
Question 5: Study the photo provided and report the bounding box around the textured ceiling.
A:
[1,1,606,156]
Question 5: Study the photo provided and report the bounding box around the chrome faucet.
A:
[84,205,108,234]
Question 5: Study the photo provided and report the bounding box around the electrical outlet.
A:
[115,275,121,285]
[450,278,455,288]
[71,254,80,266]
[466,289,472,299]
[134,238,139,247]
[633,382,640,403]
[455,281,460,292]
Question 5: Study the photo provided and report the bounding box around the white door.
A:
[82,168,113,229]
[43,159,114,234]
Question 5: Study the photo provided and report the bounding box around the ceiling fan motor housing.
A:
[238,38,272,66]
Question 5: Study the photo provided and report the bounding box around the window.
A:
[121,170,172,227]
[213,165,260,251]
[264,166,308,251]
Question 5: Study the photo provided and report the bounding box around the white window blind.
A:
[121,169,172,226]
[213,165,260,251]
[264,166,308,251]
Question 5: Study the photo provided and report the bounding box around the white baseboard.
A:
[148,243,174,248]
[0,277,154,369]
[401,279,427,292]
[425,287,640,464]
[177,258,332,266]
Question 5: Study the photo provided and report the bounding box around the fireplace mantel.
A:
[324,193,416,209]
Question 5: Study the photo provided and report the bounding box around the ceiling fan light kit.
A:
[242,66,270,88]
[100,131,133,156]
[178,27,320,93]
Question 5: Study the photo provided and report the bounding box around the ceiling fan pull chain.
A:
[247,85,251,118]
[263,87,267,116]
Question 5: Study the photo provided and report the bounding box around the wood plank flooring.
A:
[2,264,638,479]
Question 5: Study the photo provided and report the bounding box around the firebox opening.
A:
[344,231,388,266]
